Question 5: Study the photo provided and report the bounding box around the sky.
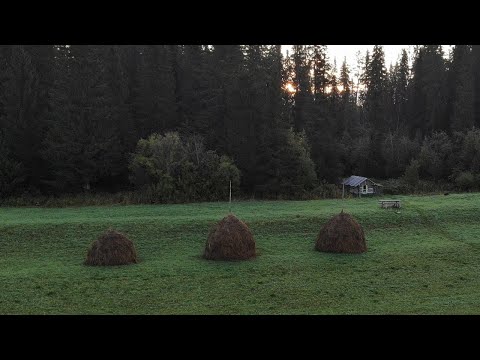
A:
[326,45,411,68]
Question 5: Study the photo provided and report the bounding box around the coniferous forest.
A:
[1,45,480,203]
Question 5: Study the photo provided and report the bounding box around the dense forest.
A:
[1,45,480,203]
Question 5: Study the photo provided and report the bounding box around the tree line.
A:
[1,45,480,201]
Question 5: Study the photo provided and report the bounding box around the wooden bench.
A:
[379,200,401,209]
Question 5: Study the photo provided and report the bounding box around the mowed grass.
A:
[1,193,480,314]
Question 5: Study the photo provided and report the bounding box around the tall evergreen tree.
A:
[208,45,244,155]
[448,45,474,132]
[43,45,122,192]
[472,45,480,128]
[340,58,352,103]
[121,45,143,141]
[137,45,178,137]
[0,45,44,193]
[392,49,409,131]
[363,45,388,177]
[338,58,356,172]
[311,45,330,104]
[292,45,313,132]
[252,45,284,191]
[408,45,448,137]
[364,46,387,129]
[178,45,210,135]
[103,45,136,187]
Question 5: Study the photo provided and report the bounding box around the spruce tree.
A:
[448,45,474,132]
[178,45,209,135]
[0,45,42,193]
[393,49,409,131]
[292,45,313,132]
[43,45,122,192]
[472,45,480,128]
[137,45,178,137]
[409,45,448,135]
[363,45,388,177]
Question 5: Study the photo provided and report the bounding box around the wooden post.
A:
[342,183,345,199]
[229,180,232,213]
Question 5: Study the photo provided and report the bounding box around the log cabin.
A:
[341,175,383,197]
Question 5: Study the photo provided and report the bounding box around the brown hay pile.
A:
[315,211,367,253]
[84,229,137,266]
[204,214,256,260]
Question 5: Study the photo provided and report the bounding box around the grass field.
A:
[1,193,480,314]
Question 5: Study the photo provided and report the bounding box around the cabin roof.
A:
[342,175,382,187]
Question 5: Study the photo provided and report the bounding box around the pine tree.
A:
[448,45,474,132]
[208,45,244,155]
[0,129,24,196]
[252,45,284,192]
[392,49,409,131]
[103,45,136,187]
[292,45,313,132]
[236,44,263,191]
[329,58,340,106]
[340,58,352,103]
[472,45,480,128]
[364,46,387,129]
[121,45,143,141]
[311,45,330,104]
[43,45,122,192]
[137,45,178,137]
[384,64,396,132]
[282,49,296,128]
[178,45,210,135]
[0,45,41,193]
[363,45,388,177]
[338,58,356,166]
[306,53,345,183]
[408,45,448,136]
[407,46,426,139]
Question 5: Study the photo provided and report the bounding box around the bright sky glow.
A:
[284,82,296,93]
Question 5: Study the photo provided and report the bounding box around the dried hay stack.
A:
[315,211,366,253]
[204,214,256,260]
[84,229,138,266]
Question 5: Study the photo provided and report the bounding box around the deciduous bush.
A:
[418,131,453,180]
[403,159,420,189]
[0,132,24,197]
[129,132,240,202]
[455,171,476,191]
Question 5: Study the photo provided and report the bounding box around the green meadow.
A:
[1,193,480,314]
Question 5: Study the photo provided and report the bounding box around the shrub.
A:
[277,129,317,191]
[312,181,342,199]
[382,178,411,195]
[418,131,453,180]
[403,159,420,189]
[455,171,476,191]
[461,128,480,173]
[129,132,241,202]
[0,132,25,197]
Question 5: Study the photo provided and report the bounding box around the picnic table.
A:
[379,199,401,209]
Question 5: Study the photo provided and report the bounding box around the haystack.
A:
[315,210,366,253]
[204,214,256,260]
[84,229,137,266]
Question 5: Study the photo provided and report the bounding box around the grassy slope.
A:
[1,193,480,314]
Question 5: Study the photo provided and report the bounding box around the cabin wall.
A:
[346,179,381,195]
